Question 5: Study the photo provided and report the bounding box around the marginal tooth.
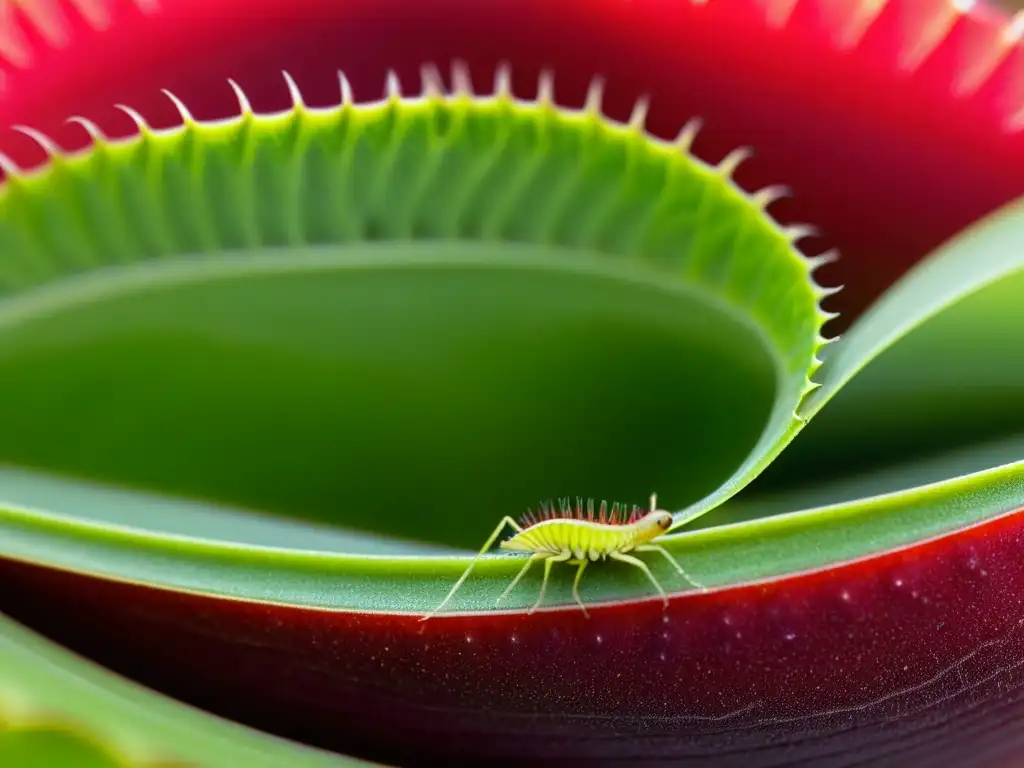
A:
[784,223,820,245]
[11,125,62,157]
[765,0,800,29]
[806,249,840,271]
[451,60,474,97]
[1007,12,1024,45]
[282,71,305,109]
[628,94,650,132]
[161,89,194,125]
[955,6,1018,96]
[584,76,605,116]
[14,0,70,48]
[752,184,791,209]
[536,68,555,106]
[0,151,23,177]
[226,79,252,116]
[674,117,703,154]
[338,70,354,105]
[65,115,107,141]
[834,0,889,50]
[71,0,115,29]
[493,61,512,99]
[717,146,753,179]
[898,1,967,73]
[800,380,823,396]
[114,103,153,134]
[384,69,402,100]
[815,283,844,299]
[818,307,843,321]
[420,63,445,99]
[0,3,31,67]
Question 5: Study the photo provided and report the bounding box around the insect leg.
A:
[529,552,571,614]
[635,544,706,590]
[496,552,548,605]
[609,551,669,608]
[420,515,524,621]
[571,559,590,618]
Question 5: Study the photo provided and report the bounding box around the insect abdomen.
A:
[501,520,633,557]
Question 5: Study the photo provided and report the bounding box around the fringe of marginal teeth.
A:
[0,0,159,71]
[3,61,843,279]
[521,497,648,528]
[0,60,843,407]
[6,0,1024,127]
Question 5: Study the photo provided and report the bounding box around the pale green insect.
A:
[421,494,704,620]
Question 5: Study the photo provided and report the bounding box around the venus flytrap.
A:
[3,41,1024,768]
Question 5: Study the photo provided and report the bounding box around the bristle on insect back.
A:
[520,497,647,528]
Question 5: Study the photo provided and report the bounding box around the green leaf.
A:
[804,194,1024,420]
[0,611,367,767]
[750,195,1024,495]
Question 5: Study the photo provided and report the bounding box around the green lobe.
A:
[0,611,364,767]
[0,78,825,540]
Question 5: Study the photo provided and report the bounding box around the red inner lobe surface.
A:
[3,0,1024,329]
[2,507,1024,766]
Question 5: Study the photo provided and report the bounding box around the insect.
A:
[420,493,704,620]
